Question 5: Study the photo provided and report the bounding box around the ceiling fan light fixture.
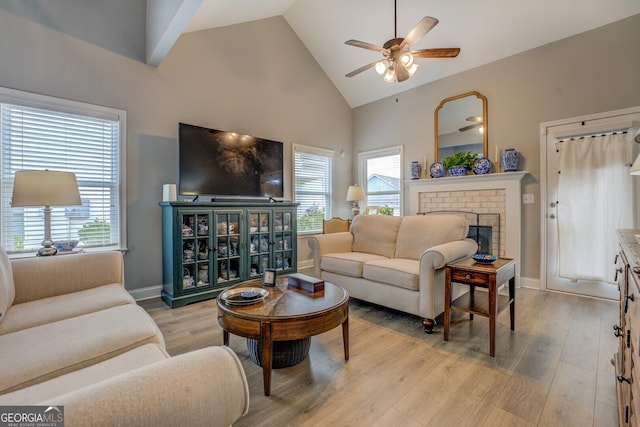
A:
[383,68,396,82]
[406,62,419,76]
[400,52,413,67]
[375,60,388,75]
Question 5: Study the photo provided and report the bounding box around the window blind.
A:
[294,145,333,233]
[1,103,122,253]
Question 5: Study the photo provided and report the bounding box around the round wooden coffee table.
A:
[217,277,349,396]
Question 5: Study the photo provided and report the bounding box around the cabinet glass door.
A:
[179,211,212,291]
[274,210,294,273]
[248,211,271,277]
[215,211,242,286]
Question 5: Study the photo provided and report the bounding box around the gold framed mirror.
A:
[434,91,488,162]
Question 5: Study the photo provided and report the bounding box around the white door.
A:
[542,109,640,300]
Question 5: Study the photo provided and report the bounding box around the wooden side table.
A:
[443,257,517,356]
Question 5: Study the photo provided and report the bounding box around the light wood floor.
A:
[139,287,619,427]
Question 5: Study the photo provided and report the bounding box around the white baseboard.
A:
[519,276,541,290]
[129,284,162,302]
[297,259,314,270]
[128,269,535,302]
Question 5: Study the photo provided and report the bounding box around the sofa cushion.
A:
[10,250,124,304]
[363,258,419,291]
[321,252,389,277]
[0,343,168,404]
[0,304,164,394]
[0,283,134,335]
[351,214,403,258]
[395,214,469,260]
[0,246,15,323]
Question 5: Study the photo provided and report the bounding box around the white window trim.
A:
[292,144,335,235]
[0,86,128,253]
[358,145,404,216]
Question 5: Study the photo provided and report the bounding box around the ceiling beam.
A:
[146,0,203,66]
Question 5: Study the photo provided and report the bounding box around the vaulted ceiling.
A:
[151,0,640,108]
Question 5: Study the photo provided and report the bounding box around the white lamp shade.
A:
[11,170,82,207]
[346,185,365,202]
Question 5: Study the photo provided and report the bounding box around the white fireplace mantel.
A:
[405,171,528,281]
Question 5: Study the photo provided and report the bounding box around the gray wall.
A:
[0,2,638,291]
[353,14,640,280]
[0,8,353,292]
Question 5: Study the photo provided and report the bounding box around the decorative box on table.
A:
[287,273,324,293]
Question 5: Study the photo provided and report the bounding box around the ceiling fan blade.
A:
[411,48,461,58]
[400,17,438,49]
[395,65,410,82]
[466,116,483,123]
[345,61,380,78]
[459,123,482,132]
[345,39,389,55]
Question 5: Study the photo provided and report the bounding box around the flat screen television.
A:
[178,123,284,198]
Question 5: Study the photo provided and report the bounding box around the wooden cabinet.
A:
[615,230,640,426]
[160,202,298,308]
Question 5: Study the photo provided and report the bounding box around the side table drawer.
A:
[451,269,489,286]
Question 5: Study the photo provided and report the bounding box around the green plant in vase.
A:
[379,205,394,216]
[440,151,479,176]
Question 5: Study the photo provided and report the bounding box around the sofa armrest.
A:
[44,346,250,427]
[11,251,125,304]
[307,232,354,277]
[420,238,478,270]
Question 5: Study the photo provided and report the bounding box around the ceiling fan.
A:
[459,116,483,132]
[344,0,460,82]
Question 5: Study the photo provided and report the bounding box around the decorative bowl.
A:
[220,287,269,305]
[429,162,445,178]
[53,240,79,252]
[473,157,492,174]
[472,254,497,264]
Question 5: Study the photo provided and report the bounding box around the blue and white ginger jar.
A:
[410,161,422,180]
[501,148,519,172]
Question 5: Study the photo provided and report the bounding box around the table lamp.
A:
[11,170,82,256]
[346,185,365,217]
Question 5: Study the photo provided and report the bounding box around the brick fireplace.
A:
[406,172,527,282]
[419,190,505,257]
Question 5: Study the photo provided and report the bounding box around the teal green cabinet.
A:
[160,202,298,308]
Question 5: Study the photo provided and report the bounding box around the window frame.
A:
[0,86,127,255]
[292,144,334,235]
[358,145,404,216]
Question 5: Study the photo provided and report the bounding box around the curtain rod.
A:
[558,129,628,143]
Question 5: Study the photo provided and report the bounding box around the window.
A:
[0,87,126,254]
[358,146,403,216]
[293,144,333,233]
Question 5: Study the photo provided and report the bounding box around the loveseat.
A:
[308,214,477,332]
[0,247,249,426]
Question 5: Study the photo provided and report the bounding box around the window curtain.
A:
[556,132,633,282]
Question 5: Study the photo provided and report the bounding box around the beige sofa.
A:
[308,214,477,332]
[0,248,249,426]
